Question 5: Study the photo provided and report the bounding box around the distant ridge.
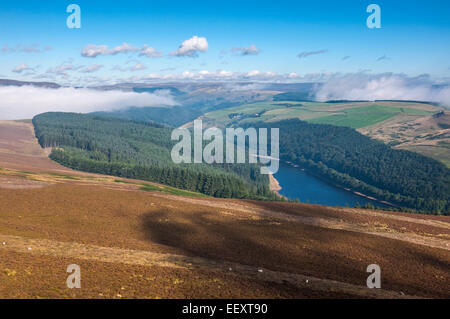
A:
[325,99,441,105]
[0,78,61,89]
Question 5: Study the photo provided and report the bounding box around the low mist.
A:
[315,73,450,107]
[0,85,177,120]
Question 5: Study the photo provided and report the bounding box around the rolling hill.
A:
[32,113,275,200]
[200,99,449,168]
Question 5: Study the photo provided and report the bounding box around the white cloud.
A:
[218,70,233,77]
[2,44,52,53]
[224,83,267,91]
[81,45,109,58]
[130,63,146,71]
[32,73,56,81]
[144,73,161,79]
[81,43,163,58]
[246,70,261,77]
[46,63,82,76]
[0,86,178,120]
[315,73,450,106]
[81,43,139,58]
[232,44,260,56]
[139,45,163,58]
[242,70,279,80]
[264,71,277,77]
[170,36,208,57]
[112,62,147,72]
[80,64,103,73]
[109,43,138,55]
[12,63,35,73]
[113,69,307,83]
[181,71,195,78]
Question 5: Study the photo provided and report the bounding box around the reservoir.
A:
[274,163,389,208]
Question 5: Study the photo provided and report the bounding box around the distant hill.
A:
[93,106,203,128]
[273,92,315,102]
[265,82,318,92]
[0,79,61,88]
[132,87,186,96]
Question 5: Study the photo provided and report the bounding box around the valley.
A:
[200,100,449,168]
[0,119,449,298]
[1,0,449,304]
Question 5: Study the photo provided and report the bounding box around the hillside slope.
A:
[32,113,274,200]
[360,111,450,168]
[0,120,449,298]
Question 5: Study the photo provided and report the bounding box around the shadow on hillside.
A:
[140,209,367,283]
[140,209,450,298]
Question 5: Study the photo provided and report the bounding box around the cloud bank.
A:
[0,86,177,120]
[170,36,208,57]
[315,73,450,106]
[81,43,139,58]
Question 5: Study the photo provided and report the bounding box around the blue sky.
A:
[0,0,449,85]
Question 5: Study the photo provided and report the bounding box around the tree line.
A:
[249,119,450,215]
[33,112,279,200]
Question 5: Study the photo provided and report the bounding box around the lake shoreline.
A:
[269,174,282,192]
[279,161,398,208]
[269,173,288,199]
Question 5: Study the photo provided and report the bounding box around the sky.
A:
[0,0,449,86]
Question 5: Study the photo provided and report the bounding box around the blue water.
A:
[274,164,389,208]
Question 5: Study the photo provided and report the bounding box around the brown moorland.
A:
[0,120,449,298]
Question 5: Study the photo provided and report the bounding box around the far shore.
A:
[283,161,398,208]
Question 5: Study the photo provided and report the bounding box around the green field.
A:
[205,101,338,127]
[204,101,436,129]
[308,105,432,129]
